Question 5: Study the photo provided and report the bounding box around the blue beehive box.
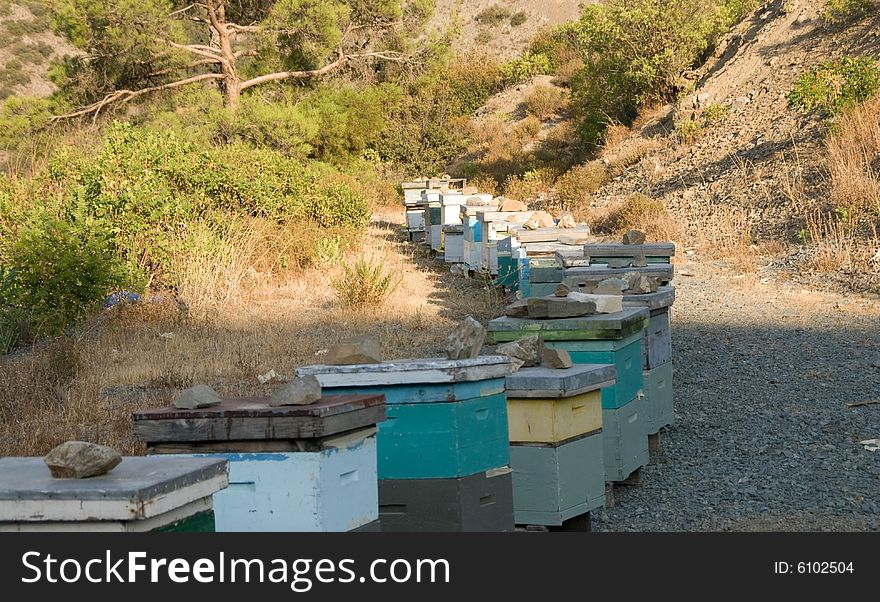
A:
[296,357,515,480]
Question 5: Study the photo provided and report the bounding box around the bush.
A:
[333,257,399,308]
[673,118,703,144]
[822,0,876,23]
[502,52,554,84]
[510,11,528,27]
[0,215,133,334]
[524,84,567,119]
[789,56,880,117]
[476,5,512,26]
[598,193,681,240]
[503,169,556,202]
[555,162,609,209]
[703,103,730,124]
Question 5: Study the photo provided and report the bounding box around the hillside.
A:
[580,1,880,291]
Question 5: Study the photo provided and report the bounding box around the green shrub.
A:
[0,215,133,334]
[476,5,512,26]
[510,11,528,27]
[555,162,609,209]
[333,257,399,308]
[789,56,880,117]
[822,0,876,23]
[501,53,554,84]
[703,103,730,124]
[674,118,703,144]
[503,169,555,202]
[525,84,567,119]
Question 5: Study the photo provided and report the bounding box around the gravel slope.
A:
[592,258,880,532]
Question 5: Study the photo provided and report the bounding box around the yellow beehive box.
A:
[507,390,602,444]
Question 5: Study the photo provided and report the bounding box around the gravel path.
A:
[592,258,880,532]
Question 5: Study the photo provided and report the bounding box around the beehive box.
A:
[133,394,385,532]
[602,397,649,482]
[296,357,515,480]
[443,224,465,263]
[488,309,649,409]
[0,457,228,532]
[643,362,674,434]
[509,431,605,526]
[581,243,676,265]
[378,467,514,532]
[406,208,426,233]
[505,364,615,444]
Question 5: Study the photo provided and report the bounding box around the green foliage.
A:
[822,0,876,23]
[673,118,703,144]
[788,56,880,117]
[555,162,609,209]
[0,214,132,334]
[476,5,512,26]
[510,11,528,27]
[568,0,754,148]
[332,256,399,308]
[503,169,555,202]
[501,52,554,84]
[703,102,730,124]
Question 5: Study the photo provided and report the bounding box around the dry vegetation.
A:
[0,210,504,456]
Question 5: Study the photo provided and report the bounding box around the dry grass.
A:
[554,161,609,210]
[826,96,880,220]
[523,83,567,120]
[593,193,683,242]
[0,211,504,456]
[689,199,756,269]
[805,211,878,273]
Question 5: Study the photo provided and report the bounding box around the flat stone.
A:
[623,230,647,245]
[527,297,597,319]
[461,186,479,195]
[326,336,383,365]
[558,231,591,246]
[542,348,573,370]
[496,335,544,368]
[522,211,555,230]
[44,441,122,479]
[504,299,530,318]
[595,277,630,294]
[555,283,571,297]
[269,375,322,407]
[444,316,486,360]
[557,213,578,229]
[567,292,624,314]
[173,384,222,410]
[499,198,529,212]
[466,195,491,206]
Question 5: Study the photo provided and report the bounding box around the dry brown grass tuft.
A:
[0,212,504,456]
[555,161,609,210]
[594,193,683,242]
[523,84,567,120]
[826,96,880,220]
[805,211,878,273]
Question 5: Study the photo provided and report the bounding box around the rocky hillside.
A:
[582,0,880,291]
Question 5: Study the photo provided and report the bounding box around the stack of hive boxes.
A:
[295,357,517,532]
[460,198,498,272]
[505,364,616,529]
[132,394,386,532]
[488,308,650,483]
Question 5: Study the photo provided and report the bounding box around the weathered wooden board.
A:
[640,309,672,370]
[132,394,386,443]
[378,394,510,479]
[504,364,616,399]
[602,398,649,482]
[622,285,676,311]
[546,333,644,409]
[296,356,514,387]
[405,209,426,232]
[582,243,676,257]
[509,431,605,526]
[0,457,228,523]
[507,390,602,443]
[321,378,505,405]
[163,433,378,532]
[487,308,649,343]
[148,426,379,454]
[1,500,216,533]
[378,467,514,532]
[564,264,674,286]
[643,362,674,435]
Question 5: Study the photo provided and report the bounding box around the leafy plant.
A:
[332,257,399,308]
[822,0,876,23]
[788,56,880,117]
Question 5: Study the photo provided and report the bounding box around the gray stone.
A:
[595,277,629,295]
[326,336,383,365]
[555,283,571,297]
[558,231,592,246]
[270,375,322,407]
[503,299,530,318]
[444,316,486,360]
[623,230,647,245]
[527,296,597,319]
[173,384,222,410]
[542,348,573,370]
[496,335,544,368]
[522,211,555,230]
[44,441,122,479]
[567,292,624,314]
